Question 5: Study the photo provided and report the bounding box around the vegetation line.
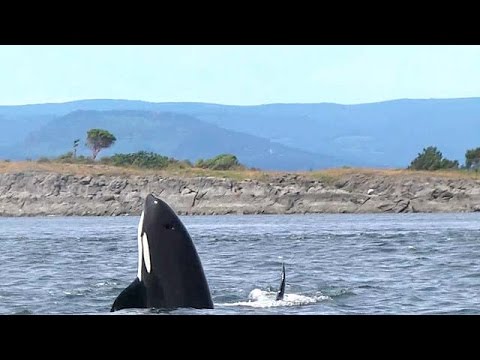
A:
[2,128,480,181]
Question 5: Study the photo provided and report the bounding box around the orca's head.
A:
[136,193,192,281]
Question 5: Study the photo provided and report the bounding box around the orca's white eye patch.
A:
[142,233,152,274]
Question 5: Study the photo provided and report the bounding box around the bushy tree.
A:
[408,146,459,170]
[465,147,480,169]
[86,129,116,160]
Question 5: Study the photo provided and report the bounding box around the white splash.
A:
[221,289,330,308]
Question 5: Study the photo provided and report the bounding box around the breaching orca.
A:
[275,263,286,301]
[111,193,213,312]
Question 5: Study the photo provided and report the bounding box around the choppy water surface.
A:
[1,213,480,314]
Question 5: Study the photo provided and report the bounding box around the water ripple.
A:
[1,213,480,314]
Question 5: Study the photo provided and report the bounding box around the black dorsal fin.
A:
[276,263,286,301]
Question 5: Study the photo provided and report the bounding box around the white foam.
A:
[142,233,152,273]
[221,289,330,308]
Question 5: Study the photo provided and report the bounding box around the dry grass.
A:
[0,161,150,176]
[0,161,272,180]
[303,167,480,182]
[1,161,479,182]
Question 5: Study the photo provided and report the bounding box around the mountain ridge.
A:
[6,109,343,170]
[1,97,479,169]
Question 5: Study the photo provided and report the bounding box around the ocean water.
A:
[1,213,480,315]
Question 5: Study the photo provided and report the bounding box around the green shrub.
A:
[56,152,74,163]
[102,151,170,169]
[37,157,51,163]
[74,155,95,164]
[195,154,243,170]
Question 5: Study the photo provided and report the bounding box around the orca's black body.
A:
[111,193,213,312]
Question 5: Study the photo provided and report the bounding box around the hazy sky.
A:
[1,45,480,106]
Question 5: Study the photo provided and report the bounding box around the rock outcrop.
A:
[1,171,480,216]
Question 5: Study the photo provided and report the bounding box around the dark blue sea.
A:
[1,213,480,315]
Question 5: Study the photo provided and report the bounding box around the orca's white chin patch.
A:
[142,233,152,274]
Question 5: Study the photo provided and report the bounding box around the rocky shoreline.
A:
[1,170,480,216]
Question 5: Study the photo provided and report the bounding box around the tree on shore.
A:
[86,129,116,160]
[465,147,480,170]
[408,146,459,170]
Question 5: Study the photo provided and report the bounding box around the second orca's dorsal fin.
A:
[276,263,286,301]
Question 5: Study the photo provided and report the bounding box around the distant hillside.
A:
[5,110,341,170]
[162,99,480,168]
[1,98,479,168]
[0,114,55,148]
